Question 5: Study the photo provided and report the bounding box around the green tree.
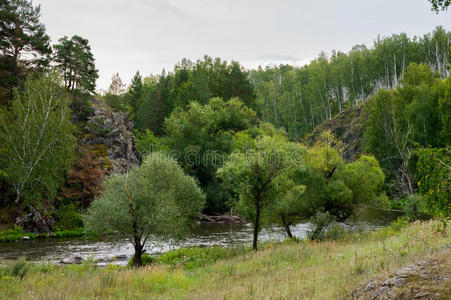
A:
[429,0,450,12]
[416,147,450,217]
[217,134,305,250]
[127,71,143,113]
[0,0,51,99]
[299,132,386,237]
[163,97,257,212]
[53,35,98,94]
[0,73,76,215]
[365,63,444,197]
[84,152,205,267]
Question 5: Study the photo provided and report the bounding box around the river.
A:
[0,208,402,266]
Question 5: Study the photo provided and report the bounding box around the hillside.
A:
[302,103,366,161]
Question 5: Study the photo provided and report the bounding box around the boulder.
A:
[15,208,55,234]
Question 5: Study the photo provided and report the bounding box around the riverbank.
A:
[0,220,449,299]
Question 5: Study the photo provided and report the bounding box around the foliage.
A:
[416,147,450,217]
[134,129,160,156]
[365,63,448,197]
[218,134,306,250]
[127,253,156,268]
[103,93,130,112]
[162,97,257,212]
[0,0,51,99]
[107,73,126,95]
[61,151,105,209]
[402,193,428,221]
[0,73,76,212]
[302,132,386,224]
[158,246,249,270]
[249,27,450,140]
[1,221,448,299]
[55,204,83,230]
[53,35,98,94]
[307,211,336,241]
[9,257,29,279]
[135,56,257,134]
[84,152,205,266]
[126,71,143,114]
[428,0,450,12]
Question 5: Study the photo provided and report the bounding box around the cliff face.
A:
[80,101,139,175]
[302,104,366,161]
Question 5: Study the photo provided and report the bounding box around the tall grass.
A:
[0,220,449,299]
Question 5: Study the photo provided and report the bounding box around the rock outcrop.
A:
[15,209,55,234]
[303,104,366,161]
[81,104,139,174]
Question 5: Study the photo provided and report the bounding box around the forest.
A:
[0,0,450,299]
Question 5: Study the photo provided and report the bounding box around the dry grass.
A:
[1,220,450,299]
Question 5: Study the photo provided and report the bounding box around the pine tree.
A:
[53,35,99,94]
[0,0,52,99]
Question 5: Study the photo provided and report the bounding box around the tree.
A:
[429,0,450,12]
[53,35,98,94]
[163,97,257,212]
[0,73,76,215]
[298,132,386,238]
[0,0,51,99]
[108,72,126,95]
[365,63,444,197]
[416,147,450,217]
[61,151,105,209]
[217,134,305,250]
[84,152,205,267]
[127,71,143,113]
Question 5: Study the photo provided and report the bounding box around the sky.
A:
[34,0,451,91]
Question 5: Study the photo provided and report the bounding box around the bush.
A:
[402,194,429,221]
[323,224,347,241]
[159,246,249,270]
[127,253,156,268]
[55,204,83,230]
[389,218,409,232]
[308,211,335,241]
[10,257,29,279]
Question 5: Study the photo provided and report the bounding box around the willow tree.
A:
[218,133,306,250]
[84,152,205,267]
[0,73,76,215]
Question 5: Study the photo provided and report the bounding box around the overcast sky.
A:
[34,0,450,91]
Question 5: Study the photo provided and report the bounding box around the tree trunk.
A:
[133,242,144,267]
[14,188,21,220]
[253,201,260,251]
[281,216,293,239]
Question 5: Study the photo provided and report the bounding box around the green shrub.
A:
[56,204,83,230]
[127,253,156,268]
[10,257,29,279]
[159,246,249,270]
[388,218,409,231]
[308,211,335,241]
[402,194,430,221]
[323,224,347,241]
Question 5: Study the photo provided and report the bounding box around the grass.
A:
[0,220,450,299]
[0,227,84,242]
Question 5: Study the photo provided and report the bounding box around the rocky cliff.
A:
[80,100,140,175]
[302,103,366,161]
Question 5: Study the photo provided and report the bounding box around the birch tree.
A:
[0,73,76,215]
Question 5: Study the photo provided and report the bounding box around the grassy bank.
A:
[0,226,84,242]
[0,220,450,299]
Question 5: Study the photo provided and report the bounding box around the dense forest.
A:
[0,0,449,270]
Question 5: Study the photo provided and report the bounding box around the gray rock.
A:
[81,106,140,175]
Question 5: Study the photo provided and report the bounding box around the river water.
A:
[0,208,401,266]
